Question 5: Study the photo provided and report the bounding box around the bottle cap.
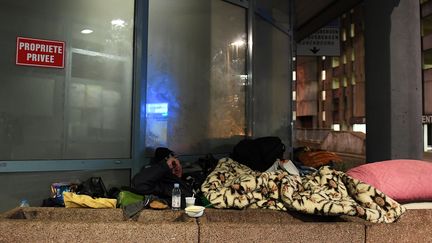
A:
[19,199,29,207]
[174,183,179,188]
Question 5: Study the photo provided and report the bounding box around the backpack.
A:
[230,136,286,172]
[77,177,107,198]
[183,154,218,192]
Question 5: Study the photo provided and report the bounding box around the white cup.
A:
[185,197,195,207]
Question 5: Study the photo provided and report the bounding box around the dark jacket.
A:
[132,162,193,207]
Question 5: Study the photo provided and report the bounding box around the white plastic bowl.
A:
[185,206,205,218]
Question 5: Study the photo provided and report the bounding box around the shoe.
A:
[122,195,152,219]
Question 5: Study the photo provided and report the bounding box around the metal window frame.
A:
[231,0,294,139]
[248,0,294,155]
[1,0,295,173]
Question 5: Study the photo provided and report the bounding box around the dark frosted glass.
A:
[146,0,247,155]
[253,15,292,150]
[0,0,134,160]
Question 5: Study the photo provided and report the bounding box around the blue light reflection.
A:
[144,69,179,148]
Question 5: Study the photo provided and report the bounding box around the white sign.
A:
[296,21,340,56]
[423,115,432,124]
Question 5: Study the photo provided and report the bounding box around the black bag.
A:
[230,136,285,172]
[183,154,218,192]
[197,153,218,176]
[77,177,107,198]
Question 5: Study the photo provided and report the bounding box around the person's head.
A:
[153,147,182,177]
[153,147,175,164]
[166,156,182,178]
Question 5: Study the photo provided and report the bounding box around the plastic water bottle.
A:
[171,183,181,210]
[19,199,30,207]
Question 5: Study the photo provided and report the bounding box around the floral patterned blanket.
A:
[201,158,406,223]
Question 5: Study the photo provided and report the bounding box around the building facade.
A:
[296,2,431,156]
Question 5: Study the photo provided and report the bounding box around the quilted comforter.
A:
[201,158,406,223]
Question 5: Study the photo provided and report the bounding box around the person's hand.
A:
[166,157,182,178]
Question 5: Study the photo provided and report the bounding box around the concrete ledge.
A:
[366,209,432,243]
[0,207,198,242]
[366,223,432,243]
[200,209,365,243]
[199,221,365,243]
[0,221,197,242]
[1,207,430,242]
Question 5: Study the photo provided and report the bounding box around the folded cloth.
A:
[63,192,117,209]
[118,190,145,207]
[298,150,342,168]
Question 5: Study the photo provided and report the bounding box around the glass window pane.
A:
[253,15,292,149]
[146,0,247,155]
[0,0,134,160]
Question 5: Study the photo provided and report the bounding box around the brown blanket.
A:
[201,158,406,223]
